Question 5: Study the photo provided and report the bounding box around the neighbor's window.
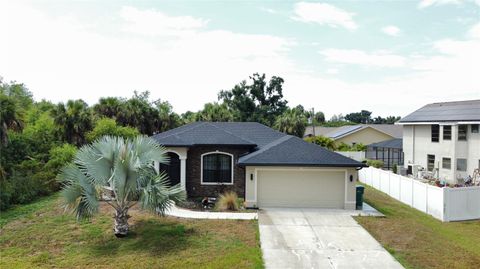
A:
[202,153,233,184]
[472,124,479,133]
[456,158,467,172]
[442,157,451,170]
[427,154,435,172]
[443,126,451,140]
[431,125,439,142]
[458,125,468,141]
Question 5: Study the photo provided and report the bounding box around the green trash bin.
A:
[356,185,365,210]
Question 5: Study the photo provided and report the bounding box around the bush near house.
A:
[216,191,241,211]
[366,159,384,168]
[304,135,337,151]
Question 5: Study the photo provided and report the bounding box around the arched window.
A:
[201,152,233,184]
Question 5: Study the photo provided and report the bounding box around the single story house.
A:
[304,124,402,146]
[152,122,367,209]
[398,100,480,183]
[366,138,403,170]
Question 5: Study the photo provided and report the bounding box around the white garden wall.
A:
[359,167,480,222]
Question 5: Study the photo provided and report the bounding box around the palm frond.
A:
[140,173,186,215]
[133,136,169,166]
[58,164,99,220]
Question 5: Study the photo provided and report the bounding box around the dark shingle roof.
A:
[238,135,367,167]
[399,100,480,123]
[153,122,366,167]
[152,122,256,147]
[367,138,403,149]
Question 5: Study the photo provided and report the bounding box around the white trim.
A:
[200,151,234,185]
[396,121,480,125]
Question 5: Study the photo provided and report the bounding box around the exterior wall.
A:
[335,127,393,146]
[403,124,480,183]
[185,146,251,199]
[244,166,358,210]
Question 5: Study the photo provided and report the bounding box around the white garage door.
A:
[257,169,345,208]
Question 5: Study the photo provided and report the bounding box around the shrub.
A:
[216,191,239,211]
[366,159,384,168]
[304,135,336,151]
[86,118,140,142]
[45,143,77,173]
[392,163,398,174]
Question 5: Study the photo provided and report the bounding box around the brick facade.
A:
[186,146,251,199]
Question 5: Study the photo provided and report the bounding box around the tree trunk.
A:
[114,208,129,237]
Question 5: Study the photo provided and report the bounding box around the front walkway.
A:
[166,205,258,220]
[259,206,403,269]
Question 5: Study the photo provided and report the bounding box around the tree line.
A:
[0,73,400,210]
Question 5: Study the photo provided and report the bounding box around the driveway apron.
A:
[259,208,404,269]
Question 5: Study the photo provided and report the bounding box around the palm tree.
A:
[59,136,185,237]
[0,94,24,146]
[274,108,307,137]
[52,100,93,146]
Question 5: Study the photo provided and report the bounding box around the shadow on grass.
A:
[87,219,195,257]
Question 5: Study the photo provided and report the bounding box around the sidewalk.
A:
[166,205,258,220]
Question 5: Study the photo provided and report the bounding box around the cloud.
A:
[119,6,208,36]
[0,3,478,119]
[292,2,357,30]
[418,0,480,8]
[0,4,296,113]
[468,22,480,39]
[381,25,401,36]
[319,49,407,67]
[326,68,339,75]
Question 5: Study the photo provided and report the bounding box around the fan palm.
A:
[59,136,185,237]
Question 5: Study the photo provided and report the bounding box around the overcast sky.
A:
[1,0,479,118]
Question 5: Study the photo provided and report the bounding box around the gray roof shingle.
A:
[153,122,366,167]
[399,100,480,123]
[367,138,403,149]
[238,135,367,167]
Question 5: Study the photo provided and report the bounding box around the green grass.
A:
[0,195,264,269]
[355,185,480,269]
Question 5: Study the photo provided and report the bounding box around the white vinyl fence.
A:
[335,151,365,162]
[359,167,480,222]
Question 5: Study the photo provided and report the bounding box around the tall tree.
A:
[314,111,325,124]
[59,136,185,237]
[219,73,288,126]
[0,94,24,146]
[196,102,234,122]
[345,110,372,124]
[274,107,307,137]
[154,100,182,133]
[51,100,93,146]
[0,80,33,146]
[93,97,125,119]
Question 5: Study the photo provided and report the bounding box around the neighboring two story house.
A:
[398,100,480,184]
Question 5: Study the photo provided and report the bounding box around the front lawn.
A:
[355,185,480,269]
[0,195,263,269]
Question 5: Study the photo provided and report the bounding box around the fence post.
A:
[388,171,391,196]
[411,177,414,207]
[425,183,428,214]
[443,187,448,222]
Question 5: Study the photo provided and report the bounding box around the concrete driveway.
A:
[259,208,403,269]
